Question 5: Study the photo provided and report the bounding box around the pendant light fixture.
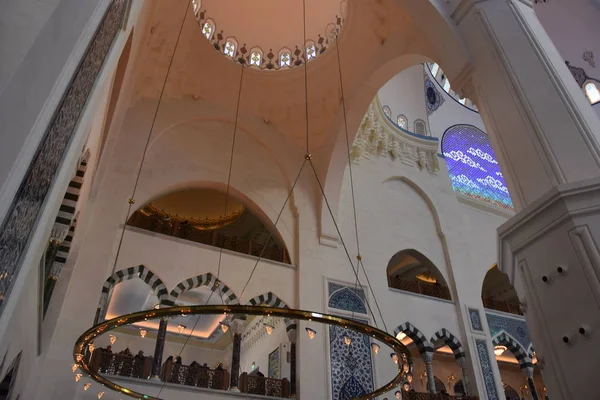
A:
[305,327,317,339]
[371,342,380,354]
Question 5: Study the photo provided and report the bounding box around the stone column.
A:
[287,327,297,395]
[457,356,470,396]
[525,367,539,400]
[151,317,168,380]
[229,319,245,392]
[422,352,436,394]
[451,1,600,399]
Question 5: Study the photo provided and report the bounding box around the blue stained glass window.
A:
[441,125,514,211]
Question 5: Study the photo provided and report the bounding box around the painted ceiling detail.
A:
[350,99,440,174]
[425,77,445,116]
[191,0,347,70]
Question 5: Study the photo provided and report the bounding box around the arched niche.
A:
[387,249,451,301]
[127,185,291,264]
[481,265,522,315]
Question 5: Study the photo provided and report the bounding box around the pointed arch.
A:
[393,322,433,354]
[430,328,465,359]
[246,292,296,334]
[164,272,238,306]
[97,265,168,322]
[492,332,532,369]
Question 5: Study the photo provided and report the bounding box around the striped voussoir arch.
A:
[246,292,296,334]
[162,272,239,307]
[393,322,433,354]
[49,220,77,279]
[101,265,169,301]
[430,328,466,359]
[54,155,87,230]
[493,332,532,369]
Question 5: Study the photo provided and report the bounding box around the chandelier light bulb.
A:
[407,373,413,383]
[391,352,399,364]
[264,324,274,335]
[83,383,91,391]
[220,322,229,333]
[494,345,507,356]
[177,324,186,333]
[98,391,104,399]
[154,303,160,310]
[139,329,147,338]
[109,334,117,345]
[396,332,407,341]
[402,363,410,373]
[75,373,82,382]
[88,343,95,352]
[371,343,380,354]
[305,327,316,340]
[395,390,401,399]
[76,353,84,362]
[343,336,352,346]
[72,364,78,373]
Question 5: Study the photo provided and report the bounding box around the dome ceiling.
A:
[149,188,245,221]
[192,0,347,69]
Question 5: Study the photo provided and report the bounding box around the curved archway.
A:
[492,332,532,370]
[430,329,465,360]
[97,265,168,322]
[246,292,296,334]
[387,249,451,301]
[165,272,239,307]
[127,185,291,264]
[482,264,522,315]
[392,322,433,354]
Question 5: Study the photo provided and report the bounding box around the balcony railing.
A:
[482,297,523,315]
[90,349,153,380]
[127,210,290,264]
[388,276,452,301]
[161,361,230,391]
[402,392,479,400]
[240,372,291,398]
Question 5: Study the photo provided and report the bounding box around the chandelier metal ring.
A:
[74,304,410,399]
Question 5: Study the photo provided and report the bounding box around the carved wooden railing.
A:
[240,372,291,398]
[90,349,153,379]
[127,210,290,264]
[482,297,523,315]
[387,277,452,300]
[402,392,479,400]
[161,361,229,391]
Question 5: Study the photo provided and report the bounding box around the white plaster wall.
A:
[0,0,61,90]
[115,228,296,307]
[240,318,290,379]
[377,65,430,134]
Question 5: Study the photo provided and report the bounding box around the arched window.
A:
[430,63,440,78]
[382,106,391,118]
[223,38,237,58]
[202,20,215,40]
[396,115,408,129]
[414,119,426,136]
[387,249,451,300]
[585,82,600,104]
[249,48,263,67]
[279,48,292,68]
[482,265,522,315]
[442,124,514,211]
[443,78,451,92]
[305,41,317,61]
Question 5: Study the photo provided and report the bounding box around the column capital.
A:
[229,318,246,335]
[421,351,434,363]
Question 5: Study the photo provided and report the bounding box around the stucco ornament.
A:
[350,100,440,173]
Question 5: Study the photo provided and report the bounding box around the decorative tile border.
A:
[475,339,499,400]
[0,0,128,316]
[485,311,531,350]
[468,308,483,332]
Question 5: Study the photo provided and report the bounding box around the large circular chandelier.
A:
[73,305,412,399]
